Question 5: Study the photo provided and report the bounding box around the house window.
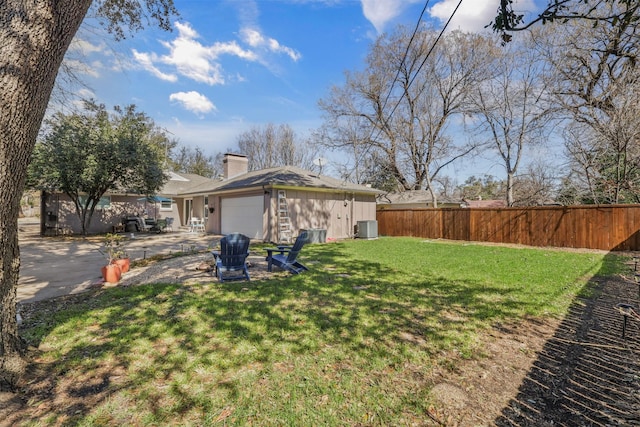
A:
[160,199,172,210]
[78,195,111,209]
[204,196,209,218]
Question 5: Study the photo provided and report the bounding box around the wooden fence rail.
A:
[376,205,640,251]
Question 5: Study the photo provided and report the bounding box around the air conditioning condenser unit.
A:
[357,220,378,239]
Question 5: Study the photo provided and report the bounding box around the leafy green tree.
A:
[0,1,177,387]
[556,174,585,205]
[458,175,505,201]
[564,133,640,204]
[29,102,168,235]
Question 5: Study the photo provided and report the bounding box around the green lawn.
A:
[19,237,623,425]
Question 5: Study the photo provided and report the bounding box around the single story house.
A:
[376,191,508,210]
[40,171,218,236]
[376,190,463,209]
[40,153,382,242]
[460,198,507,208]
[180,153,383,242]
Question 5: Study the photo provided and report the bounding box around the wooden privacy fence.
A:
[376,204,640,251]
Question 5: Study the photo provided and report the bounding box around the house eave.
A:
[266,183,382,195]
[181,183,382,197]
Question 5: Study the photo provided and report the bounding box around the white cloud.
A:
[132,15,301,85]
[360,0,537,35]
[360,0,400,33]
[361,0,421,33]
[169,91,216,115]
[68,88,97,110]
[132,49,177,82]
[429,0,537,33]
[240,28,301,61]
[62,37,110,78]
[235,0,300,61]
[69,38,105,55]
[241,27,264,47]
[132,21,261,86]
[77,88,95,99]
[160,22,258,85]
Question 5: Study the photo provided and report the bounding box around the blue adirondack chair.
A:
[265,231,309,274]
[212,233,250,282]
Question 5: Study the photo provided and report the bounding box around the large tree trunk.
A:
[0,0,91,388]
[506,171,515,207]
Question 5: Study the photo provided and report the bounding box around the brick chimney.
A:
[223,153,248,179]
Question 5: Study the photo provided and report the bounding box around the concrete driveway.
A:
[17,218,216,303]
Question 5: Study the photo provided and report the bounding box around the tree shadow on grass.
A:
[7,242,623,425]
[495,255,640,426]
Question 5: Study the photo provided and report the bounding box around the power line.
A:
[341,0,464,188]
[325,0,465,218]
[339,0,433,187]
[407,0,464,93]
[379,0,432,114]
[324,0,436,211]
[385,0,464,133]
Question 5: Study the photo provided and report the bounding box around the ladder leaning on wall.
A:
[277,190,292,243]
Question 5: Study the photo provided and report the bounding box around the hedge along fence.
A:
[376,204,640,251]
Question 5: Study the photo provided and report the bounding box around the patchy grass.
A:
[15,237,623,425]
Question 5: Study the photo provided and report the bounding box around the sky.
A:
[65,0,542,180]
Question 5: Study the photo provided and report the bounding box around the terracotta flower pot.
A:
[101,263,122,283]
[113,257,130,274]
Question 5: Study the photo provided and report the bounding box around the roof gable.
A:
[160,172,220,196]
[179,165,382,195]
[214,166,381,194]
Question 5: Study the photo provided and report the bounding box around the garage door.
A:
[221,196,264,239]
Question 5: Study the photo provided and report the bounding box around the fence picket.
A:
[376,205,640,251]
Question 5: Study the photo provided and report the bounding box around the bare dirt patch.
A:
[3,259,640,426]
[424,275,640,426]
[114,251,286,287]
[425,316,561,426]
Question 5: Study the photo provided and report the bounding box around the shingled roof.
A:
[179,165,382,196]
[377,190,462,207]
[160,172,220,196]
[461,199,507,208]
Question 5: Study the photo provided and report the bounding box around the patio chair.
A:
[212,233,250,282]
[154,218,167,233]
[265,231,309,274]
[131,216,151,232]
[190,217,205,233]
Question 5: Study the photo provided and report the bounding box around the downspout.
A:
[263,185,272,242]
[350,192,355,238]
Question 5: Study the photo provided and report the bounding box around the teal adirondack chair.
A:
[212,233,250,282]
[265,231,309,274]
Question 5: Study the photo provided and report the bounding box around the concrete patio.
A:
[17,217,216,303]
